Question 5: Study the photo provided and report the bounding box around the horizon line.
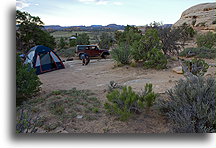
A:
[43,23,173,27]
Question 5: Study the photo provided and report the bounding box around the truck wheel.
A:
[101,54,108,59]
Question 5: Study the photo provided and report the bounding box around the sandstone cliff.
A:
[173,3,216,32]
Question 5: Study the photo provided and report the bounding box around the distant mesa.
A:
[44,23,173,32]
[173,2,216,32]
[44,24,125,31]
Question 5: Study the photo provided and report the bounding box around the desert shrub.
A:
[104,84,157,121]
[196,32,216,49]
[69,39,77,47]
[76,33,90,45]
[16,54,42,105]
[177,23,196,48]
[158,27,181,55]
[115,25,142,46]
[98,32,114,49]
[104,86,141,121]
[182,58,209,76]
[58,37,67,49]
[139,83,157,108]
[111,43,132,65]
[179,47,216,59]
[131,28,161,61]
[157,76,215,133]
[143,48,167,69]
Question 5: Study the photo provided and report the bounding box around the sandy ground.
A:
[39,58,185,94]
[37,58,215,133]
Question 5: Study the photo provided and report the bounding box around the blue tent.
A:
[24,45,65,75]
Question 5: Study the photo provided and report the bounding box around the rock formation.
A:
[173,3,216,32]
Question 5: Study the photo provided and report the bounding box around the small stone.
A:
[172,66,183,74]
[60,130,69,133]
[76,115,83,119]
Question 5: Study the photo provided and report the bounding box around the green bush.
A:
[111,43,132,65]
[98,32,114,49]
[16,54,42,105]
[139,83,157,108]
[131,29,161,61]
[58,37,67,49]
[104,84,157,121]
[158,27,181,55]
[69,39,77,47]
[183,58,209,76]
[157,76,215,133]
[143,48,167,69]
[196,32,216,49]
[16,10,56,52]
[104,86,139,121]
[76,33,90,45]
[115,25,142,46]
[179,47,216,59]
[177,23,196,48]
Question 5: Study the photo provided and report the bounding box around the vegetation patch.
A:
[111,43,132,65]
[17,88,102,133]
[157,76,215,133]
[182,58,209,76]
[196,32,216,49]
[179,47,216,59]
[104,84,157,121]
[16,54,42,105]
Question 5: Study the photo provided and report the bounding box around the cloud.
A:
[112,2,123,5]
[16,0,30,10]
[16,0,39,10]
[96,0,109,5]
[78,0,123,6]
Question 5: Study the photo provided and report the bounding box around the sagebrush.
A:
[157,76,215,133]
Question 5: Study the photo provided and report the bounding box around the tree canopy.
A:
[16,10,56,52]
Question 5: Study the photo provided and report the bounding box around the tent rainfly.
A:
[24,45,65,75]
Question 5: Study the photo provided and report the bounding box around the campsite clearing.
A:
[33,58,215,133]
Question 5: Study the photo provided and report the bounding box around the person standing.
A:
[81,53,90,66]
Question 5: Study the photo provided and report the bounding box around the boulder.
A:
[172,66,183,74]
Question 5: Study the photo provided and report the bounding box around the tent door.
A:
[39,52,57,72]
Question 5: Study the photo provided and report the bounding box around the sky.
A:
[16,0,215,26]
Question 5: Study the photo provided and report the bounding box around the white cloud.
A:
[96,0,109,5]
[16,0,30,10]
[112,2,123,6]
[79,0,96,2]
[78,0,110,5]
[16,0,39,10]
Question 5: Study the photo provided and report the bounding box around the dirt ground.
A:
[37,57,215,133]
